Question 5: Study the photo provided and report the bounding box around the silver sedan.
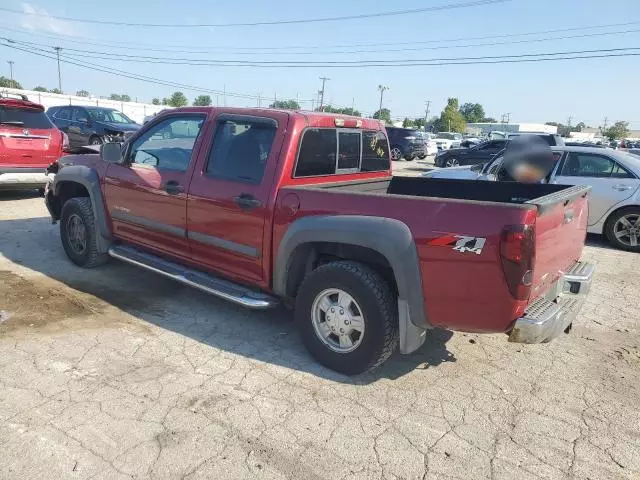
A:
[424,146,640,251]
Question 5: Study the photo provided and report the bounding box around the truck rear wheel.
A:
[295,261,398,375]
[60,197,108,268]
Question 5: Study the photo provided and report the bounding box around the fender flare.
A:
[273,215,429,331]
[53,165,112,253]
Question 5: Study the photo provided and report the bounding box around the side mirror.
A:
[100,142,124,164]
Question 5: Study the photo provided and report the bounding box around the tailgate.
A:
[528,185,590,299]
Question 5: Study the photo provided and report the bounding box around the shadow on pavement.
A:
[0,190,42,201]
[585,233,618,251]
[0,216,456,384]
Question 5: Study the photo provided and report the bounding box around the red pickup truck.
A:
[45,107,594,374]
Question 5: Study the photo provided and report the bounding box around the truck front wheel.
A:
[295,261,398,375]
[60,197,108,268]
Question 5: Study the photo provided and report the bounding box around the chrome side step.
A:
[108,245,278,309]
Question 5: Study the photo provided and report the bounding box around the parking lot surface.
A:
[1,184,639,480]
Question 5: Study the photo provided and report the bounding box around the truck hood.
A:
[423,165,481,180]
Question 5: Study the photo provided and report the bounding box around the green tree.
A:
[372,108,391,124]
[575,122,586,132]
[162,98,169,105]
[459,102,485,123]
[50,88,62,94]
[0,76,22,89]
[109,93,131,102]
[270,99,300,109]
[413,118,425,129]
[435,98,466,132]
[481,117,497,123]
[193,95,212,106]
[602,121,630,140]
[76,90,90,97]
[152,98,161,105]
[32,86,48,92]
[319,105,362,116]
[167,91,188,107]
[402,117,416,128]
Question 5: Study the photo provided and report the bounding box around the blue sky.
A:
[1,0,639,129]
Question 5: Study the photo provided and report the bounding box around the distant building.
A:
[465,122,557,136]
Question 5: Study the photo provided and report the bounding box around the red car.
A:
[44,107,594,374]
[0,93,66,192]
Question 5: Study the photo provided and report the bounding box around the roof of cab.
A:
[165,106,385,130]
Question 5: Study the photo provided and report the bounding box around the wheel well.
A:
[50,181,90,219]
[285,242,397,299]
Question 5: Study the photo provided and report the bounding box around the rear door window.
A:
[55,108,70,120]
[0,107,53,129]
[295,128,389,177]
[206,117,277,184]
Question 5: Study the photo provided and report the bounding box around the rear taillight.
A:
[61,131,69,151]
[500,224,535,300]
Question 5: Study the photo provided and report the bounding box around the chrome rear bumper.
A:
[509,261,595,344]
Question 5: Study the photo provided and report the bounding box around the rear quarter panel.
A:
[273,187,536,333]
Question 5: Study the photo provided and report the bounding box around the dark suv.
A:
[47,106,140,147]
[435,139,508,167]
[385,127,425,161]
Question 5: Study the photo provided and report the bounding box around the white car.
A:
[424,146,640,251]
[434,132,462,150]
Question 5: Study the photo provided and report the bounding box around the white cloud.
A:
[19,3,74,35]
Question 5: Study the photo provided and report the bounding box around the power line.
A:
[0,0,510,28]
[2,20,640,55]
[0,42,313,102]
[6,40,640,71]
[44,44,640,67]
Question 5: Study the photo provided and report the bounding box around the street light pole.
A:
[7,61,14,82]
[378,85,389,120]
[424,100,431,131]
[53,47,62,92]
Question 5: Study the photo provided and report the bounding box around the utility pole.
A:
[567,115,573,128]
[257,92,262,108]
[7,61,14,81]
[601,116,609,135]
[377,85,389,119]
[505,112,511,123]
[53,47,62,93]
[318,76,330,111]
[424,100,431,130]
[223,84,226,106]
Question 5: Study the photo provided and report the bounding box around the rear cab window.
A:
[0,104,54,129]
[294,128,390,178]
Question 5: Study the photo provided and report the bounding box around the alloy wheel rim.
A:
[311,288,365,353]
[614,214,640,247]
[66,213,88,255]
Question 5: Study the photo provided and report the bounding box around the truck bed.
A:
[297,176,588,211]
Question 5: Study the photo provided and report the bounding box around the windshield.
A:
[87,109,135,124]
[0,106,53,129]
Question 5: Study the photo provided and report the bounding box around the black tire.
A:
[60,197,109,268]
[444,157,459,167]
[88,135,103,146]
[404,155,415,161]
[295,261,398,375]
[418,154,427,160]
[605,207,640,252]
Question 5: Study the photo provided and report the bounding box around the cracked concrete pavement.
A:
[1,189,639,480]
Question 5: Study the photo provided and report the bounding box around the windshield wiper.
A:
[0,121,25,126]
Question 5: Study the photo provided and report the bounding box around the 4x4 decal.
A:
[428,234,487,255]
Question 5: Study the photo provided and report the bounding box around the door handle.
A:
[613,184,633,191]
[163,181,183,195]
[233,194,262,210]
